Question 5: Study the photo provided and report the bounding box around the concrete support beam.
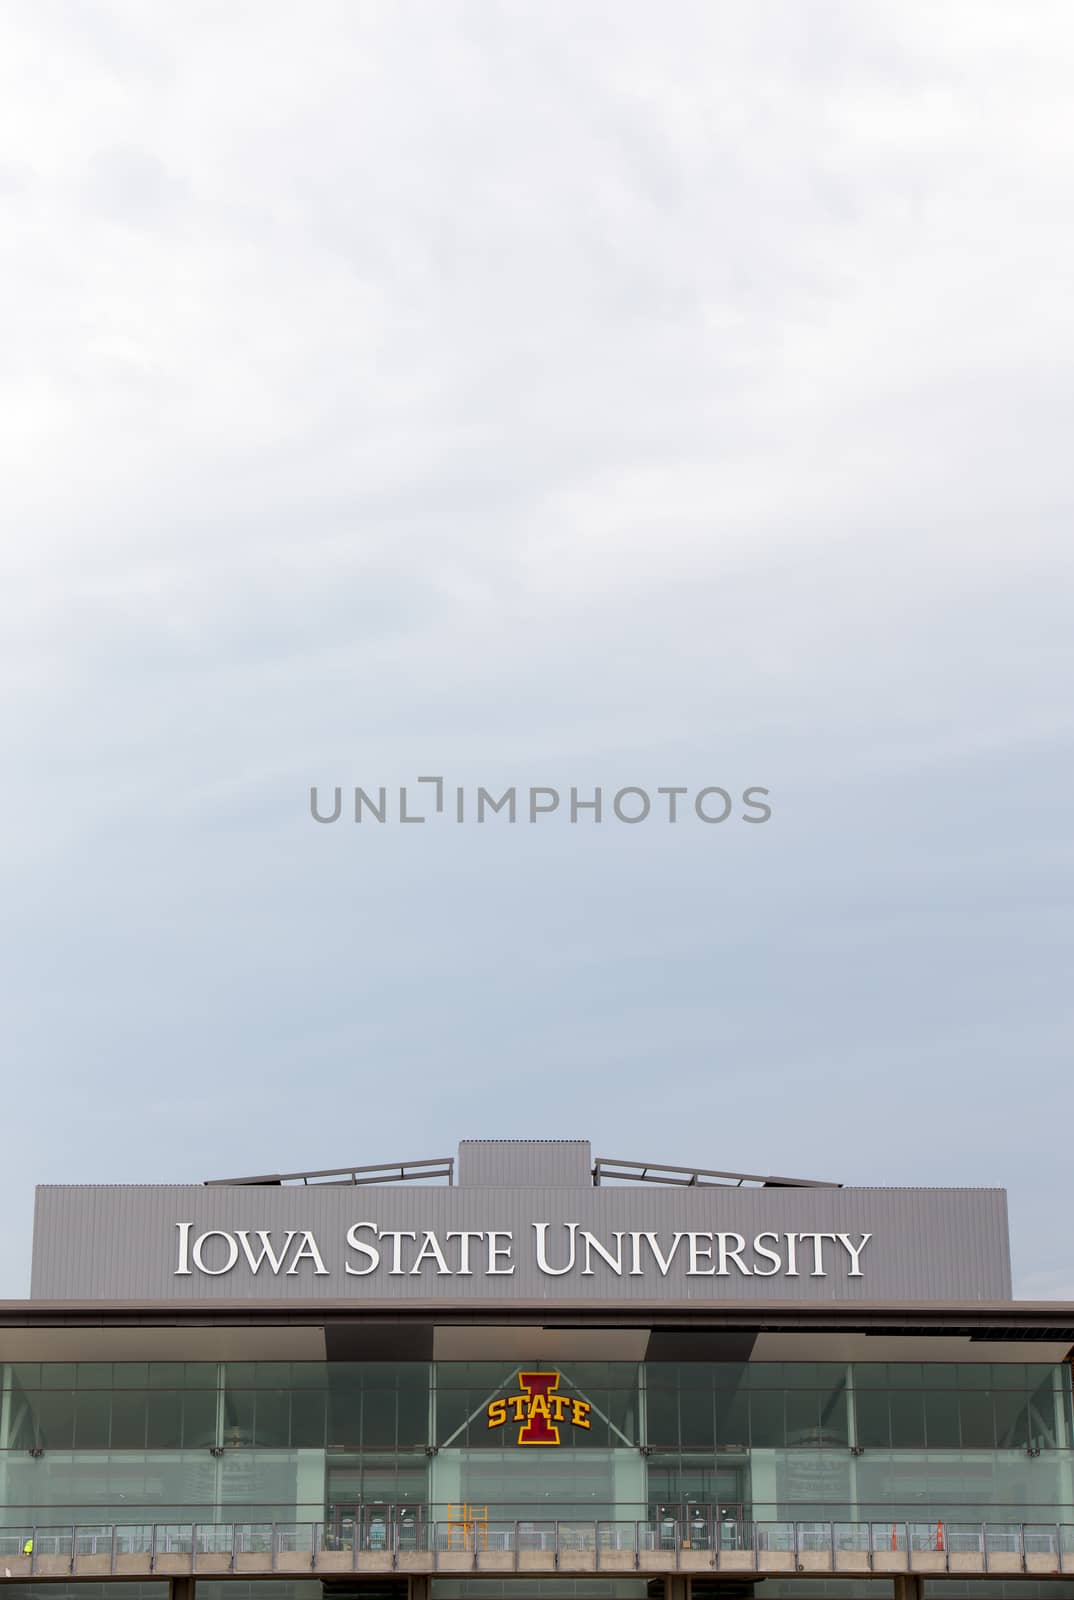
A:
[893,1576,924,1600]
[665,1576,691,1600]
[409,1577,431,1600]
[171,1579,196,1600]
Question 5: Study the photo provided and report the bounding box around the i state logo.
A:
[486,1371,592,1446]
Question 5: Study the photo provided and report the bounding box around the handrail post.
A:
[793,1520,799,1570]
[1020,1522,1026,1573]
[71,1522,78,1573]
[313,1521,320,1571]
[554,1519,560,1570]
[867,1520,874,1571]
[191,1523,198,1574]
[271,1521,278,1572]
[1057,1522,1062,1572]
[231,1521,238,1572]
[111,1524,118,1573]
[983,1521,989,1572]
[515,1520,520,1571]
[150,1524,157,1573]
[634,1519,640,1569]
[829,1519,835,1571]
[904,1522,910,1570]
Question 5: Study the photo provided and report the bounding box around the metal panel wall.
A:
[30,1182,1011,1303]
[457,1139,592,1187]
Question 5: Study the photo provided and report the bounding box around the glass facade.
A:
[2,1361,1071,1528]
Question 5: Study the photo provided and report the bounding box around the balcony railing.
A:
[2,1519,1074,1577]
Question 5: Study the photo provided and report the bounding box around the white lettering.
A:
[533,1222,577,1275]
[411,1231,451,1275]
[445,1230,485,1274]
[687,1232,716,1275]
[797,1231,837,1277]
[235,1230,296,1276]
[174,1221,193,1276]
[191,1230,240,1276]
[836,1231,872,1276]
[344,1222,380,1276]
[580,1230,625,1276]
[487,1231,515,1275]
[785,1232,799,1276]
[641,1231,686,1276]
[381,1230,417,1275]
[752,1231,782,1276]
[286,1230,329,1275]
[715,1232,751,1276]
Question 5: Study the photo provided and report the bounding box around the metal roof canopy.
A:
[205,1157,454,1188]
[205,1154,839,1189]
[593,1157,841,1188]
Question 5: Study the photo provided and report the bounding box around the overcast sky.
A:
[1,2,1072,1300]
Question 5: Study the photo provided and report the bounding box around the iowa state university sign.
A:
[173,1220,873,1280]
[29,1184,1012,1302]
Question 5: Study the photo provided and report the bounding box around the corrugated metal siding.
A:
[457,1140,593,1187]
[30,1183,1011,1303]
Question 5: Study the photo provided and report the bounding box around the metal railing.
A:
[2,1519,1074,1574]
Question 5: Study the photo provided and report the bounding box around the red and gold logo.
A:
[486,1371,592,1446]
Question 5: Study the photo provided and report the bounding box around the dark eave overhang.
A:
[0,1299,1072,1342]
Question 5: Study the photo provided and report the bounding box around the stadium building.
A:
[3,1139,1074,1600]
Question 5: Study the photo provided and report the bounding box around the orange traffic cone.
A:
[891,1525,898,1552]
[936,1522,945,1552]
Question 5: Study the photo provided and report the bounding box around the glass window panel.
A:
[715,1389,748,1448]
[890,1391,925,1446]
[714,1363,748,1390]
[820,1387,849,1445]
[362,1388,397,1446]
[291,1362,327,1388]
[33,1391,75,1447]
[146,1390,183,1448]
[854,1390,891,1448]
[679,1391,715,1448]
[74,1390,112,1447]
[113,1363,149,1389]
[646,1388,679,1445]
[923,1391,961,1447]
[994,1391,1029,1447]
[397,1385,427,1446]
[10,1363,41,1389]
[785,1388,820,1442]
[750,1390,785,1446]
[328,1389,363,1448]
[1028,1374,1059,1447]
[991,1364,1027,1390]
[222,1391,255,1448]
[920,1364,958,1389]
[148,1363,185,1389]
[958,1389,995,1448]
[40,1364,77,1389]
[291,1389,327,1448]
[224,1362,257,1389]
[253,1362,292,1389]
[184,1363,219,1389]
[110,1391,149,1448]
[749,1365,785,1388]
[254,1389,290,1447]
[183,1390,218,1448]
[853,1365,887,1389]
[783,1363,819,1386]
[76,1363,113,1389]
[888,1365,922,1388]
